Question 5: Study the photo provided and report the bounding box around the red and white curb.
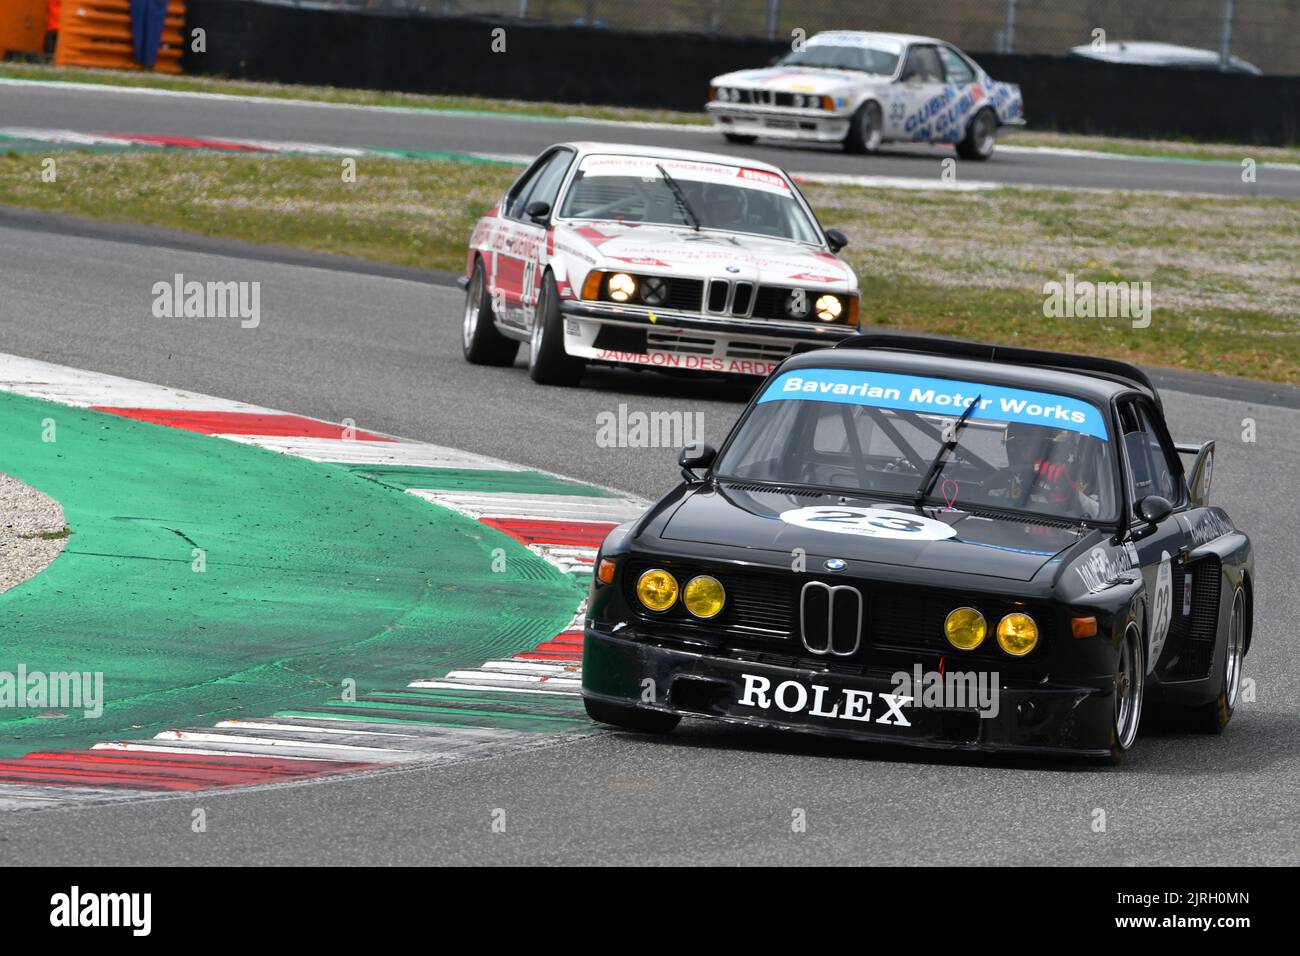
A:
[0,354,646,809]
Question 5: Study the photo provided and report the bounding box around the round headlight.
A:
[608,273,637,302]
[683,575,726,619]
[636,569,678,612]
[640,276,668,307]
[814,294,843,322]
[997,613,1039,656]
[945,607,987,650]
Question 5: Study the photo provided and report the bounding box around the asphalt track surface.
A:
[1,213,1298,865]
[4,79,1300,199]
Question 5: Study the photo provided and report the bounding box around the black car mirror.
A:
[825,228,849,253]
[1135,495,1173,527]
[526,200,551,223]
[678,443,717,482]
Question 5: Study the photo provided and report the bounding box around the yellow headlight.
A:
[997,613,1039,656]
[608,273,637,302]
[814,294,843,322]
[683,575,726,619]
[945,606,987,650]
[636,568,678,612]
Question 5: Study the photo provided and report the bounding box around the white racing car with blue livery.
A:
[708,31,1025,160]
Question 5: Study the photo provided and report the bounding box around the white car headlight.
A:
[608,273,637,302]
[814,294,843,322]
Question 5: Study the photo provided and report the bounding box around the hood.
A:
[561,221,854,289]
[711,66,884,95]
[659,484,1085,583]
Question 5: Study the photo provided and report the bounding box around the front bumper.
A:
[583,627,1115,757]
[707,102,851,143]
[559,299,857,376]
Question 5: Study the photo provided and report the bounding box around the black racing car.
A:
[582,334,1253,762]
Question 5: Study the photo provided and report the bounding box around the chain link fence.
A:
[293,0,1298,75]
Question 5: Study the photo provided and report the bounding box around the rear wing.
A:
[834,333,1162,413]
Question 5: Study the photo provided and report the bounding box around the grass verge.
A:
[1,148,1295,383]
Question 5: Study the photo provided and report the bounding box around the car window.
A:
[518,149,574,218]
[938,46,977,84]
[717,367,1119,522]
[506,150,569,221]
[900,45,945,83]
[778,43,901,76]
[1120,400,1180,505]
[557,154,822,244]
[504,156,548,220]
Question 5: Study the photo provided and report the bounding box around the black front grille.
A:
[624,560,794,636]
[752,285,792,321]
[663,278,704,312]
[732,89,822,108]
[623,559,1056,664]
[732,282,754,315]
[706,280,729,312]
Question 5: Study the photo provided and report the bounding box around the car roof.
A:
[779,346,1139,410]
[564,141,787,175]
[810,30,943,47]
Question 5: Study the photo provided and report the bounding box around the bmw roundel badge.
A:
[824,558,847,572]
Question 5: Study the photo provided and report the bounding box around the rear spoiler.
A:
[835,333,1162,413]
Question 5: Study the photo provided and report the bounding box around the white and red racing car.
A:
[460,142,860,385]
[708,32,1025,159]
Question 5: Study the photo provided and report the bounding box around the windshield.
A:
[558,154,823,244]
[715,367,1119,522]
[778,40,901,75]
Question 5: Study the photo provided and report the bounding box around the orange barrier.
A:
[55,0,185,73]
[0,0,47,59]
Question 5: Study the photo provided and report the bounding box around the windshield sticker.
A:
[808,32,904,54]
[779,506,958,541]
[759,369,1109,440]
[578,155,792,195]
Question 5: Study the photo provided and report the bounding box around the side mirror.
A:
[1135,495,1173,527]
[526,200,551,224]
[825,228,849,253]
[678,443,717,482]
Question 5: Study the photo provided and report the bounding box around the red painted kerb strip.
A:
[92,408,395,441]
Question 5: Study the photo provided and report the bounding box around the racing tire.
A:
[956,107,997,161]
[723,133,758,145]
[1104,622,1146,765]
[585,698,681,734]
[843,101,883,154]
[462,259,520,366]
[528,271,586,386]
[1167,587,1246,734]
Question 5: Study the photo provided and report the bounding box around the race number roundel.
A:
[779,506,958,541]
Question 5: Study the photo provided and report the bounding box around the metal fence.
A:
[266,1,1300,75]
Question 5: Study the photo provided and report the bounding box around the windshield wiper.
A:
[912,396,982,509]
[656,163,701,232]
